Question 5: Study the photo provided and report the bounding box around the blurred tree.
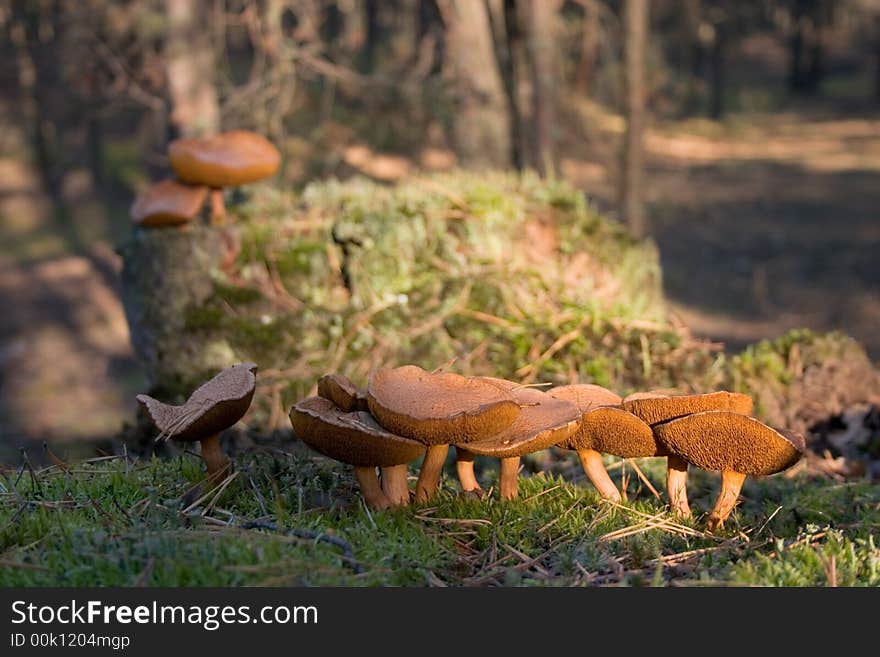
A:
[526,0,561,175]
[788,0,834,94]
[620,0,648,238]
[495,0,526,169]
[437,0,511,169]
[165,0,220,136]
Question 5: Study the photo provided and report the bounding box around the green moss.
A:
[3,454,878,586]
[213,280,264,305]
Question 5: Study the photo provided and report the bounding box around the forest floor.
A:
[1,447,878,586]
[1,107,879,454]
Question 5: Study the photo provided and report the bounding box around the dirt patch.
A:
[562,108,880,357]
[0,251,143,447]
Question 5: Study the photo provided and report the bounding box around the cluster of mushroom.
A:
[290,365,805,529]
[130,131,280,227]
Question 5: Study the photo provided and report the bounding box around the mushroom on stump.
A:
[130,179,208,227]
[653,410,805,530]
[622,391,754,517]
[462,387,581,500]
[548,384,663,503]
[367,366,520,503]
[137,363,257,481]
[290,396,425,510]
[169,131,281,225]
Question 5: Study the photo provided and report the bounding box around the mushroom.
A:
[622,391,753,426]
[137,363,257,481]
[452,376,524,496]
[168,130,281,225]
[654,410,804,530]
[622,391,754,517]
[130,179,208,227]
[463,387,581,500]
[289,396,425,510]
[317,373,369,413]
[548,384,661,503]
[367,366,520,502]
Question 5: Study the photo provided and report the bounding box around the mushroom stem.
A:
[499,457,520,500]
[209,188,226,225]
[199,433,231,482]
[455,448,483,493]
[354,466,392,511]
[415,444,449,503]
[380,465,410,507]
[707,470,747,531]
[666,454,691,518]
[576,449,621,501]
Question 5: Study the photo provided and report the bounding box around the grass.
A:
[2,448,878,586]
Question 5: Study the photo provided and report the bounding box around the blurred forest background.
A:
[1,0,880,454]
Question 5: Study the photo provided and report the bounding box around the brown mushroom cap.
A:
[290,396,425,467]
[622,391,669,403]
[561,407,664,457]
[169,131,281,188]
[622,391,753,426]
[547,384,622,411]
[130,179,208,226]
[463,387,581,458]
[367,366,520,445]
[137,362,257,442]
[317,374,368,412]
[653,410,805,475]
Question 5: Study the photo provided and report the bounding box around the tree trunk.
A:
[499,0,525,169]
[526,0,559,176]
[438,0,512,169]
[709,24,726,119]
[875,16,880,101]
[165,0,220,137]
[360,0,380,73]
[575,0,600,95]
[789,17,805,92]
[619,0,648,238]
[263,0,296,146]
[682,0,703,114]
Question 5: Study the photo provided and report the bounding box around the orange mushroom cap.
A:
[653,410,805,475]
[169,131,281,188]
[367,366,520,445]
[317,374,369,413]
[623,391,753,426]
[464,387,582,458]
[130,179,208,226]
[290,396,425,467]
[137,363,257,442]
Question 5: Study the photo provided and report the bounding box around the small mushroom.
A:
[289,396,425,510]
[367,366,521,502]
[548,384,660,503]
[130,179,208,227]
[622,391,753,426]
[622,391,753,516]
[463,387,581,500]
[317,373,369,413]
[654,410,805,530]
[137,363,257,481]
[168,131,281,225]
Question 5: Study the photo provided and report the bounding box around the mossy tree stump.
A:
[120,225,237,398]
